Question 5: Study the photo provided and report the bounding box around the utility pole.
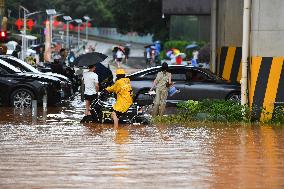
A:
[241,0,251,107]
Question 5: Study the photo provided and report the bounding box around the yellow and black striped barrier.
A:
[217,46,242,83]
[249,57,284,121]
[217,47,284,121]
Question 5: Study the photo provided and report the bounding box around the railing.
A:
[82,27,153,44]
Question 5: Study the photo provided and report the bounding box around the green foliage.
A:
[154,100,284,125]
[107,0,170,41]
[7,0,114,27]
[272,106,284,124]
[8,0,168,39]
[260,106,284,124]
[154,99,252,124]
[164,40,189,53]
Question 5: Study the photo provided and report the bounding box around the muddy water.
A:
[1,97,284,188]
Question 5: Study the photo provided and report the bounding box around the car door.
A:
[0,67,11,105]
[167,68,187,103]
[183,69,226,101]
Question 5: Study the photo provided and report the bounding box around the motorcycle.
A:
[80,90,153,124]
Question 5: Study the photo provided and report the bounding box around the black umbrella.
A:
[95,62,113,84]
[74,52,108,67]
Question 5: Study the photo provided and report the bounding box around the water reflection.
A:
[1,104,284,187]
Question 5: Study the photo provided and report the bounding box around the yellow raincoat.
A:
[106,78,133,113]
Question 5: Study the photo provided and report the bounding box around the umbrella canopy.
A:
[172,48,180,55]
[74,52,108,67]
[166,50,173,58]
[176,52,186,59]
[95,62,113,84]
[186,44,198,49]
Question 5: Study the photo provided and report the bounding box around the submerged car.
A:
[0,55,74,97]
[0,67,45,108]
[0,59,68,106]
[128,65,241,105]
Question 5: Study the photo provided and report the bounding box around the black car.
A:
[128,65,241,105]
[0,66,45,108]
[0,59,67,106]
[0,55,74,97]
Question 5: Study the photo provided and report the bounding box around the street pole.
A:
[241,0,251,107]
[21,10,26,60]
[77,24,80,48]
[50,15,53,44]
[66,21,69,49]
[210,0,217,74]
[20,7,41,60]
[83,16,90,46]
[86,20,88,43]
[46,10,57,47]
[63,16,72,50]
[74,19,83,49]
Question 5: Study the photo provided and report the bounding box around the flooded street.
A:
[1,97,284,188]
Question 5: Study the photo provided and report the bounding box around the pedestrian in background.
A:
[58,48,68,66]
[115,48,124,68]
[150,62,172,116]
[124,45,130,64]
[83,64,99,116]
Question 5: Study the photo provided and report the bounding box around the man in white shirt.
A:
[83,64,99,116]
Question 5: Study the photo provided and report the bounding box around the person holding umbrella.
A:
[73,52,108,116]
[105,69,133,129]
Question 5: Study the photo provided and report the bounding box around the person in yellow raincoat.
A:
[105,69,133,128]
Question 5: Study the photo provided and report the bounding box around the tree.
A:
[107,0,170,41]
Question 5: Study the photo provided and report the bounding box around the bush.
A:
[154,99,251,124]
[153,99,284,125]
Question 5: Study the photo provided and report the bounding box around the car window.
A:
[169,68,186,81]
[141,71,158,80]
[1,58,30,73]
[0,67,8,74]
[0,63,19,73]
[186,69,209,82]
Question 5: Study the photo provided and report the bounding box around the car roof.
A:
[127,65,202,77]
[0,55,40,73]
[0,59,22,73]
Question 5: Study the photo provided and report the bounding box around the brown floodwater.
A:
[1,96,284,188]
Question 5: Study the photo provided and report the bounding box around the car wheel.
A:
[227,92,241,103]
[10,89,35,108]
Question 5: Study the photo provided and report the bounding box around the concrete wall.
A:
[162,0,211,15]
[217,0,243,48]
[251,0,284,56]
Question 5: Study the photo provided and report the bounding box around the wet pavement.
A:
[1,95,284,188]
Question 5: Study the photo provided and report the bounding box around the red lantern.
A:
[87,22,91,27]
[15,18,23,30]
[80,25,84,31]
[69,24,74,31]
[53,20,59,28]
[27,19,34,30]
